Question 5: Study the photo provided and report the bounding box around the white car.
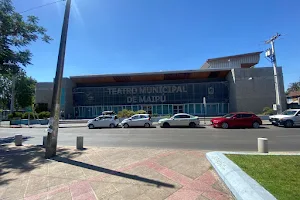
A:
[269,109,300,128]
[158,113,200,128]
[87,115,119,129]
[121,114,152,128]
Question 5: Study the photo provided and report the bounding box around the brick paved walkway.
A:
[0,145,233,200]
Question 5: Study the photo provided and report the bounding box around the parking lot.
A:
[1,125,300,151]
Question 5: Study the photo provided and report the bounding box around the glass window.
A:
[223,113,234,118]
[157,105,162,115]
[173,115,181,119]
[180,115,190,118]
[163,105,168,115]
[195,104,201,114]
[126,106,132,110]
[242,114,253,118]
[189,104,194,114]
[132,105,139,111]
[152,106,157,115]
[236,114,242,118]
[281,110,297,115]
[132,115,139,119]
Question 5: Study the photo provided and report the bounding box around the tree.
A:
[15,74,36,109]
[0,72,36,109]
[286,79,300,94]
[0,0,52,75]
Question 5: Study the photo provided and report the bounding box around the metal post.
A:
[45,0,72,158]
[270,40,282,114]
[265,33,282,114]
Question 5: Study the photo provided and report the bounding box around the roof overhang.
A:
[70,69,230,84]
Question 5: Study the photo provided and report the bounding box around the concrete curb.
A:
[206,152,276,200]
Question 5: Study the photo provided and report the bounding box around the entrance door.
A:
[173,105,184,114]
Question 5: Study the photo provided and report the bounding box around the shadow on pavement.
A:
[0,146,84,185]
[51,156,175,188]
[0,136,33,145]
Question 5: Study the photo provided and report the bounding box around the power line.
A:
[20,0,65,14]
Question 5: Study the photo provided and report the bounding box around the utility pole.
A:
[45,0,71,158]
[265,33,282,114]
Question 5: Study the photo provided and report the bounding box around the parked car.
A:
[87,115,119,129]
[121,114,152,128]
[158,113,200,128]
[269,109,300,128]
[211,112,262,129]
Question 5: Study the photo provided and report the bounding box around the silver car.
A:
[121,114,152,128]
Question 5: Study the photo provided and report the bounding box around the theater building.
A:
[35,52,286,118]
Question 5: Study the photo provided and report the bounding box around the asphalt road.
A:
[0,125,300,151]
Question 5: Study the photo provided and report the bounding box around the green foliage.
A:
[8,111,22,120]
[38,111,50,119]
[117,109,148,118]
[0,72,36,110]
[8,113,13,120]
[262,107,275,115]
[227,155,300,200]
[21,112,34,119]
[135,110,147,114]
[15,75,36,109]
[286,79,300,94]
[0,0,52,75]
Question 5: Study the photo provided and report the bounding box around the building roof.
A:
[206,51,263,62]
[287,91,300,97]
[70,68,231,84]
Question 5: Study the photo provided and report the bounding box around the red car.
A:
[211,112,262,129]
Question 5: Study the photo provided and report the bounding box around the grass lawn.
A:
[226,155,300,200]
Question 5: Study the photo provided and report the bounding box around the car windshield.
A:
[281,110,297,115]
[223,114,235,118]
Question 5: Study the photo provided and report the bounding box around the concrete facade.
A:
[35,78,74,119]
[35,82,53,110]
[226,67,286,113]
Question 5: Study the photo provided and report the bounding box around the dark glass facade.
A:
[73,80,229,118]
[74,81,229,106]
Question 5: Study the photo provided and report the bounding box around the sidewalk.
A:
[0,145,233,200]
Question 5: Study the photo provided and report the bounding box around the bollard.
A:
[43,136,47,148]
[15,134,22,146]
[77,136,84,150]
[258,137,268,153]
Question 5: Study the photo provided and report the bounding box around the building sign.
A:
[107,85,188,103]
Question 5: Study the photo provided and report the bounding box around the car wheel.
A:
[109,123,115,128]
[163,122,170,128]
[189,122,196,128]
[123,123,129,128]
[144,123,150,128]
[252,121,260,129]
[284,120,293,128]
[221,122,229,129]
[88,124,94,129]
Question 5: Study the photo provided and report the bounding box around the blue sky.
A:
[13,0,300,89]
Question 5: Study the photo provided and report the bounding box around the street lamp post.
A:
[45,0,72,158]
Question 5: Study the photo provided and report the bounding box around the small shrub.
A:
[22,112,35,119]
[262,107,275,115]
[38,111,51,119]
[135,110,147,114]
[8,113,14,120]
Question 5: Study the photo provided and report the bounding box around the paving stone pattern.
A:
[0,145,233,200]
